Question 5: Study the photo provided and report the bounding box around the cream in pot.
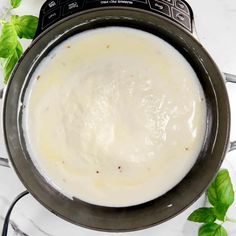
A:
[23,27,206,207]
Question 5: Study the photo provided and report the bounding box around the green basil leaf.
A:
[3,41,23,83]
[10,0,22,8]
[11,15,39,39]
[199,223,227,236]
[213,204,229,221]
[0,23,18,58]
[188,208,216,223]
[208,169,234,208]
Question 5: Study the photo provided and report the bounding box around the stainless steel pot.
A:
[0,0,236,232]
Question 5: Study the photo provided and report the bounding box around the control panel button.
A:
[42,0,59,13]
[85,0,97,3]
[59,0,71,3]
[62,0,83,16]
[160,0,174,6]
[172,8,191,30]
[133,0,148,4]
[149,0,171,17]
[176,0,189,14]
[42,7,61,29]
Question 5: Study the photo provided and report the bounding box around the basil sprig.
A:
[0,0,38,83]
[188,169,235,236]
[10,0,22,9]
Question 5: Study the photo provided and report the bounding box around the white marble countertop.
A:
[1,0,236,235]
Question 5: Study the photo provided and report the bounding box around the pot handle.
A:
[224,73,236,152]
[0,89,10,167]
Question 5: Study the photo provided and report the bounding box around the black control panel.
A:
[35,0,193,37]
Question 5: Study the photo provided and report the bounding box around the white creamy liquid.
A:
[23,27,206,207]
